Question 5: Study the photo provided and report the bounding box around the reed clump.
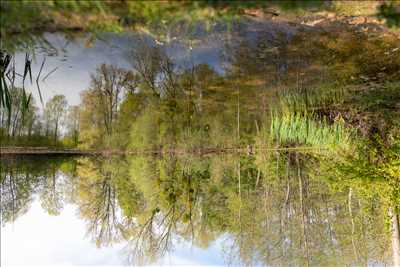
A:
[269,112,354,149]
[276,85,346,114]
[265,85,354,150]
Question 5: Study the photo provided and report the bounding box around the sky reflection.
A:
[1,197,225,266]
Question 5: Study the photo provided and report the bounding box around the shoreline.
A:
[0,147,100,155]
[0,146,325,156]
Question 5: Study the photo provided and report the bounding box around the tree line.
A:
[0,89,79,147]
[2,16,399,151]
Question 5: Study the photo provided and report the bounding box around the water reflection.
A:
[2,2,400,266]
[1,154,395,266]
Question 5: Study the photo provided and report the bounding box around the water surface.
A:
[1,155,393,266]
[1,6,399,266]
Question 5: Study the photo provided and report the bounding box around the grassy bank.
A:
[1,1,398,51]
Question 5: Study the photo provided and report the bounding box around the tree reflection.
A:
[0,156,74,223]
[39,162,64,215]
[1,154,396,266]
[73,157,126,247]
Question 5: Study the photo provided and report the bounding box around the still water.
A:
[1,4,399,266]
[0,155,393,266]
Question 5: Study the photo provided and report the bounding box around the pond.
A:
[0,154,395,266]
[1,2,399,267]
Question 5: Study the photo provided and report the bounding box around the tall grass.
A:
[263,85,354,150]
[277,85,346,114]
[269,112,354,149]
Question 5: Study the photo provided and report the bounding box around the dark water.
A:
[0,155,393,266]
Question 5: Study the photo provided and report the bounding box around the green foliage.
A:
[0,155,77,220]
[320,137,400,213]
[44,94,68,143]
[0,52,34,117]
[269,112,353,149]
[77,64,135,149]
[129,103,161,151]
[276,85,347,114]
[0,90,72,148]
[378,1,400,27]
[259,83,354,150]
[0,51,12,113]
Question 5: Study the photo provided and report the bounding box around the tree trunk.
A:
[297,153,309,267]
[348,187,359,262]
[236,85,240,144]
[389,207,400,267]
[54,119,58,144]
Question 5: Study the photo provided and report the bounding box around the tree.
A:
[66,105,80,146]
[91,64,135,136]
[129,40,163,98]
[79,64,135,148]
[44,94,67,144]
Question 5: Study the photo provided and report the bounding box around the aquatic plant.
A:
[0,52,34,119]
[269,111,354,149]
[276,85,346,114]
[262,84,354,150]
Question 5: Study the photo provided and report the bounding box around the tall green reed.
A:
[265,85,354,150]
[269,111,354,149]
